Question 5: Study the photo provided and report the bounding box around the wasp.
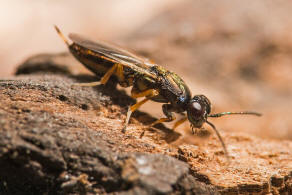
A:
[55,26,261,160]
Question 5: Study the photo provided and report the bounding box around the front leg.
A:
[150,104,176,127]
[139,104,177,138]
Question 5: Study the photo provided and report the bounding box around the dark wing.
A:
[69,33,156,78]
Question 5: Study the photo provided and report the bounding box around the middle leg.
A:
[73,63,119,87]
[122,89,159,133]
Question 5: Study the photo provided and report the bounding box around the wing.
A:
[69,33,157,79]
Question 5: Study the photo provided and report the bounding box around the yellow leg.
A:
[116,64,125,82]
[122,89,159,133]
[100,64,118,85]
[151,116,176,127]
[150,104,176,127]
[141,110,176,138]
[72,81,101,87]
[122,98,150,133]
[72,64,118,87]
[172,117,187,130]
[131,89,159,98]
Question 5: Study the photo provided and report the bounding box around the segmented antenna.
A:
[208,111,262,118]
[54,25,70,46]
[206,120,230,163]
[206,110,261,162]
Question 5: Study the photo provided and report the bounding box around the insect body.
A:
[55,26,261,160]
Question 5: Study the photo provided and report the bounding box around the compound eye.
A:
[189,101,205,119]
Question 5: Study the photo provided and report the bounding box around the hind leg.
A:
[73,63,120,87]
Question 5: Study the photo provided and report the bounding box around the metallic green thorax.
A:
[147,65,192,112]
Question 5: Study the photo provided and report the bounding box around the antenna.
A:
[208,111,262,118]
[206,120,230,163]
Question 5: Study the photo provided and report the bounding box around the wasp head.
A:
[186,95,211,128]
[185,94,261,162]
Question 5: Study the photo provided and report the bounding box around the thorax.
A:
[151,66,191,111]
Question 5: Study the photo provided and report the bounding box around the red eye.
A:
[189,102,205,119]
[187,95,211,128]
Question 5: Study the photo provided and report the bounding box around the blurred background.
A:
[0,0,182,75]
[1,0,292,140]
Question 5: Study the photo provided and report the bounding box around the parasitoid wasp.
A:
[55,26,261,161]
